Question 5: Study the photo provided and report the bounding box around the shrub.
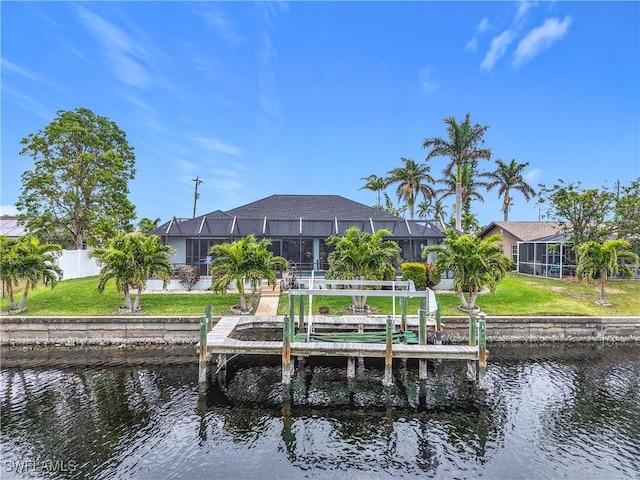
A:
[174,265,200,291]
[423,261,442,288]
[401,262,426,290]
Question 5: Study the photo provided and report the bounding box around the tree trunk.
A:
[16,285,29,313]
[503,192,511,221]
[599,272,608,305]
[455,181,462,230]
[239,294,248,312]
[468,291,479,311]
[123,284,133,311]
[6,279,16,311]
[132,291,142,311]
[458,291,470,310]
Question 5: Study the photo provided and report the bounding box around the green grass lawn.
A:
[1,272,638,316]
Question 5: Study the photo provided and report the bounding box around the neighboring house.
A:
[0,216,27,239]
[151,194,447,276]
[478,221,562,264]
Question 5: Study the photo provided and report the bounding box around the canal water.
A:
[1,343,638,479]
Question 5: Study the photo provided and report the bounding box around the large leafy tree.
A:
[576,239,639,306]
[209,234,288,313]
[423,113,491,230]
[386,157,435,220]
[0,235,62,313]
[613,178,640,252]
[325,227,401,311]
[17,108,137,249]
[484,158,536,221]
[359,174,388,208]
[537,180,617,245]
[423,229,509,313]
[90,232,174,312]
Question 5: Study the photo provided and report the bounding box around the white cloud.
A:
[197,5,244,44]
[75,6,150,88]
[478,17,490,33]
[481,29,515,71]
[419,67,439,92]
[515,1,537,22]
[191,136,242,156]
[513,16,572,68]
[466,17,490,52]
[525,168,542,183]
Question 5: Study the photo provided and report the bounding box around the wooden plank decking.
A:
[204,316,476,361]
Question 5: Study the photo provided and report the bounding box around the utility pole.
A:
[191,176,203,218]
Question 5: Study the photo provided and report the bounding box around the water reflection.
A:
[1,344,639,479]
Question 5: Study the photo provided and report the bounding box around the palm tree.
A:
[138,217,161,234]
[90,232,175,312]
[209,234,288,313]
[423,113,491,229]
[416,196,449,226]
[386,157,435,220]
[576,239,639,306]
[0,235,62,313]
[374,192,407,218]
[484,159,536,221]
[359,174,387,208]
[423,228,509,313]
[325,226,401,311]
[437,163,489,225]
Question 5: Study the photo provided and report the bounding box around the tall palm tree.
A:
[576,239,639,306]
[325,226,400,311]
[423,228,509,312]
[90,232,175,312]
[484,159,536,221]
[386,157,435,220]
[0,235,62,313]
[437,163,489,222]
[209,234,288,313]
[359,174,387,208]
[423,113,491,229]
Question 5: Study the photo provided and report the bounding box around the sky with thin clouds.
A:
[1,1,638,226]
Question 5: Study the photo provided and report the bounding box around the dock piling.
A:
[198,315,209,390]
[419,298,428,380]
[478,316,487,389]
[282,315,292,385]
[383,315,394,387]
[467,315,477,380]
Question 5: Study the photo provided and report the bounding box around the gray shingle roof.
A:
[151,195,445,239]
[226,194,400,220]
[479,221,562,241]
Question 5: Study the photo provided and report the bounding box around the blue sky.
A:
[2,1,639,227]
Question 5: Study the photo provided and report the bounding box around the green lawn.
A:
[1,272,639,316]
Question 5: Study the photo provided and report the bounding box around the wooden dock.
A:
[198,314,486,390]
[198,282,487,395]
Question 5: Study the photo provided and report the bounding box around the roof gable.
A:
[225,194,401,221]
[479,221,561,241]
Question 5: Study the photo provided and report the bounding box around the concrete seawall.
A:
[1,315,638,345]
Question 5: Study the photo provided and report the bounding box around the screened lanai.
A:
[151,195,447,276]
[516,233,577,279]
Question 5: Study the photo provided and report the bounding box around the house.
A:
[0,216,27,239]
[151,194,447,276]
[478,221,562,263]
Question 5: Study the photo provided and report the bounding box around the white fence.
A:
[56,250,101,280]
